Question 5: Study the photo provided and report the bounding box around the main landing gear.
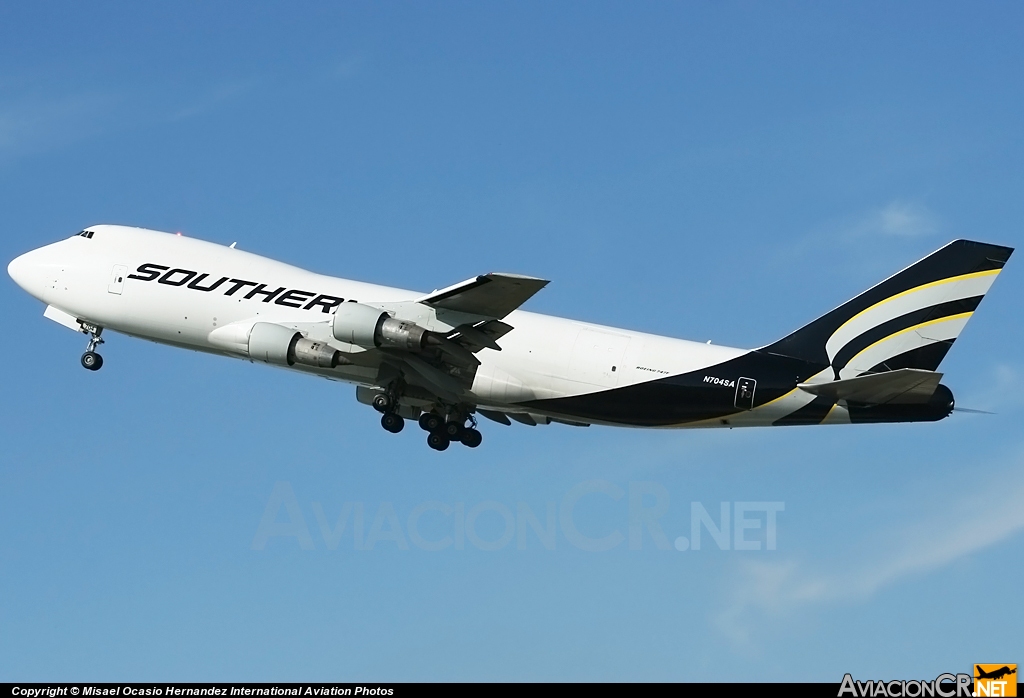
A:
[381,412,404,434]
[419,410,482,451]
[373,390,406,434]
[80,326,104,371]
[371,386,483,451]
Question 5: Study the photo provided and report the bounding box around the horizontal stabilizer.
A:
[419,273,549,319]
[798,368,943,405]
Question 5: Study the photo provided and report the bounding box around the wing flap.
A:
[446,319,513,352]
[477,409,512,426]
[798,368,943,405]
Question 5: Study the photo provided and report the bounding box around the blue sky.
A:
[2,2,1022,681]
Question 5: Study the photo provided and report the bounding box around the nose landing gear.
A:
[80,326,104,371]
[81,352,103,370]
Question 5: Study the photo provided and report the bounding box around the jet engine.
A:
[331,303,429,351]
[248,322,348,368]
[331,303,480,367]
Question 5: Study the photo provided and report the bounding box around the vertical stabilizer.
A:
[763,240,1013,379]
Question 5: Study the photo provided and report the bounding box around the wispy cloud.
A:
[770,200,943,279]
[803,199,938,249]
[0,92,114,159]
[873,201,939,238]
[167,77,260,122]
[0,76,259,163]
[715,455,1024,647]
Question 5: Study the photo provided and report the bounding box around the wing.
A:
[418,273,549,319]
[346,272,548,408]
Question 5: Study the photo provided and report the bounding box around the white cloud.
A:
[715,455,1024,647]
[874,201,939,238]
[774,200,941,275]
[819,200,940,244]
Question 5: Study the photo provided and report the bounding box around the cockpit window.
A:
[77,230,95,239]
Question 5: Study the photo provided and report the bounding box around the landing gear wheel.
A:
[426,431,450,451]
[372,393,393,413]
[443,421,464,440]
[81,325,105,369]
[81,351,103,371]
[419,413,443,432]
[460,428,482,448]
[381,412,404,433]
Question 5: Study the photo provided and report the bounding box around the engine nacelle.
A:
[248,322,299,366]
[331,303,429,352]
[331,303,387,347]
[248,322,347,368]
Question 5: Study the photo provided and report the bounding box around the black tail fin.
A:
[763,240,1013,380]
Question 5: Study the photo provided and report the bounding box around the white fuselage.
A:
[12,226,1003,434]
[8,225,806,428]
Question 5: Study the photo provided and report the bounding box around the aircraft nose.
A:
[7,251,34,290]
[7,246,50,298]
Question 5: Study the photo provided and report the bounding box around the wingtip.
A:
[487,272,551,283]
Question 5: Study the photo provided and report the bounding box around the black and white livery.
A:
[7,227,1013,450]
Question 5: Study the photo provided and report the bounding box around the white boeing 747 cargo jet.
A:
[7,226,1013,450]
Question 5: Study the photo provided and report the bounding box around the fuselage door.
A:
[108,264,129,295]
[734,377,756,410]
